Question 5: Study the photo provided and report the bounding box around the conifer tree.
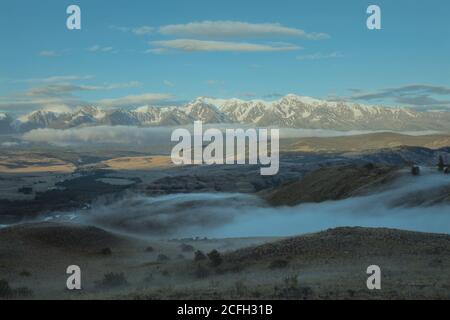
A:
[438,155,445,171]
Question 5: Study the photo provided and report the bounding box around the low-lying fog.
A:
[20,125,446,147]
[42,170,450,239]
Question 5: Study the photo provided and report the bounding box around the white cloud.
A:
[250,64,262,69]
[158,21,329,40]
[239,92,257,98]
[296,52,344,60]
[36,75,93,83]
[97,81,142,90]
[150,39,301,52]
[110,25,154,35]
[87,45,115,53]
[38,50,61,57]
[0,81,142,112]
[39,104,73,114]
[163,80,175,87]
[132,26,154,35]
[109,25,130,32]
[25,81,141,97]
[22,126,176,147]
[21,124,444,148]
[97,93,174,108]
[145,48,168,54]
[348,84,450,110]
[1,142,21,147]
[76,175,450,238]
[0,95,80,112]
[11,75,94,84]
[206,80,224,86]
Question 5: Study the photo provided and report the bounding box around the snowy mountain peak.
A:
[282,94,320,103]
[5,94,450,132]
[134,105,155,113]
[17,109,58,123]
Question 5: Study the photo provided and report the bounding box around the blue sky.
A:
[0,0,449,114]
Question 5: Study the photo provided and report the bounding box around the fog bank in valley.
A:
[42,170,450,239]
[21,125,445,147]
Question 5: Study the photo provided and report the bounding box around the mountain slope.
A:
[265,164,399,206]
[0,113,14,134]
[6,94,450,132]
[282,132,450,153]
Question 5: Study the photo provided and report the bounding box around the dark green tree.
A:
[207,250,223,267]
[438,155,445,171]
[194,250,207,262]
[411,165,420,176]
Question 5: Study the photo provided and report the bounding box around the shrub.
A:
[274,275,314,299]
[143,273,153,283]
[234,280,248,298]
[96,272,128,288]
[194,265,209,279]
[179,243,195,252]
[284,275,298,289]
[364,163,375,170]
[0,279,12,298]
[14,287,33,297]
[157,254,170,262]
[194,250,207,262]
[0,280,33,298]
[18,187,33,195]
[99,248,112,255]
[207,250,223,267]
[145,246,154,252]
[269,259,289,269]
[19,270,31,277]
[438,155,445,171]
[161,270,170,277]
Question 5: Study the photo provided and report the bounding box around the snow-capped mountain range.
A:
[2,94,450,133]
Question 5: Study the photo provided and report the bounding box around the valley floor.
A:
[1,136,450,300]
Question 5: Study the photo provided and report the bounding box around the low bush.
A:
[269,259,289,269]
[19,270,32,277]
[99,248,112,255]
[0,279,33,298]
[179,243,195,252]
[96,272,128,288]
[0,279,13,298]
[157,254,170,262]
[194,265,209,279]
[194,250,207,262]
[207,250,223,267]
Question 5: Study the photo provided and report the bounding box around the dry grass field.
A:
[102,156,174,171]
[1,223,449,300]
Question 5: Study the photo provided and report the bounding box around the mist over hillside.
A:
[37,169,450,239]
